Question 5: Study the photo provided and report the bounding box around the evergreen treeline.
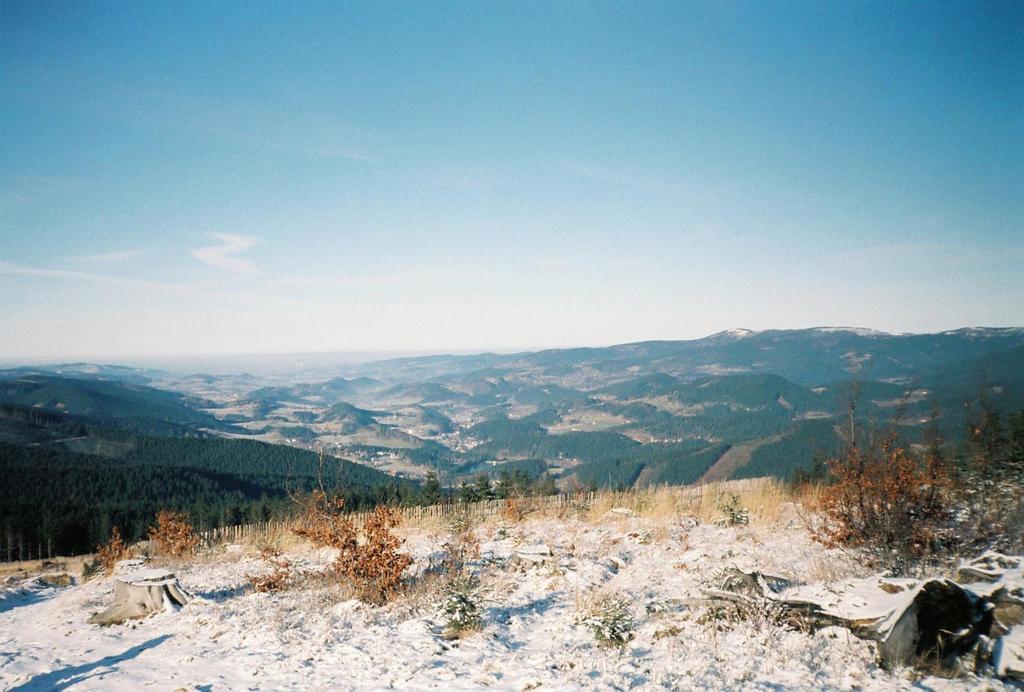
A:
[0,434,416,559]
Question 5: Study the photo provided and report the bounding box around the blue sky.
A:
[1,1,1022,361]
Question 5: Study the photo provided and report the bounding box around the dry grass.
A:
[0,556,92,583]
[199,477,800,555]
[560,478,792,527]
[250,521,304,552]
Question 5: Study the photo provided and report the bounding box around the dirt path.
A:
[699,435,780,483]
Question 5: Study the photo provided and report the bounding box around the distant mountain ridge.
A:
[322,326,1024,387]
[7,327,1022,388]
[3,326,1021,494]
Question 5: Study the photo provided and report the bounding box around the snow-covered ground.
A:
[0,509,1013,690]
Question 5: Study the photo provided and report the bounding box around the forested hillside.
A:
[0,425,414,558]
[2,327,1021,560]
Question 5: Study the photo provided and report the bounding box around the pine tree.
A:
[421,472,442,505]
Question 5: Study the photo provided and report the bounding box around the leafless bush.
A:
[952,407,1024,555]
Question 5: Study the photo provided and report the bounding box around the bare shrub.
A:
[96,526,132,574]
[149,510,200,559]
[292,492,412,604]
[248,548,292,592]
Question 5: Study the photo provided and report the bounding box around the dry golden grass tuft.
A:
[250,521,303,552]
[196,477,803,560]
[543,478,794,527]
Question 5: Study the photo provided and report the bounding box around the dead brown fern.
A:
[96,526,132,574]
[148,510,200,559]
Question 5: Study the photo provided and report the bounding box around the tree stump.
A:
[88,568,192,626]
[692,567,999,670]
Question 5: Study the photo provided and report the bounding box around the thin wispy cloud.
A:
[0,259,271,307]
[190,234,259,273]
[71,248,154,263]
[0,260,181,293]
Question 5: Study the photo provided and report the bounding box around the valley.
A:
[4,326,1022,493]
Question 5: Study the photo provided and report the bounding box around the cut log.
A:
[88,568,192,626]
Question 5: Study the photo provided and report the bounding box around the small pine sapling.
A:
[717,493,750,526]
[441,573,485,638]
[577,592,635,647]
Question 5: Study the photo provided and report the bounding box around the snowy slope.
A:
[0,514,1010,690]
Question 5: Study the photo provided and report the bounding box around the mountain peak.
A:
[710,328,756,339]
[808,327,891,337]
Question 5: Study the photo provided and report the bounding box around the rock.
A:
[958,552,1023,584]
[605,553,630,573]
[39,573,73,588]
[514,544,552,565]
[114,558,147,573]
[678,516,699,530]
[958,551,1024,632]
[88,569,192,626]
[995,625,1024,679]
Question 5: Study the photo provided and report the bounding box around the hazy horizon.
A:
[2,324,1023,374]
[3,2,1022,361]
